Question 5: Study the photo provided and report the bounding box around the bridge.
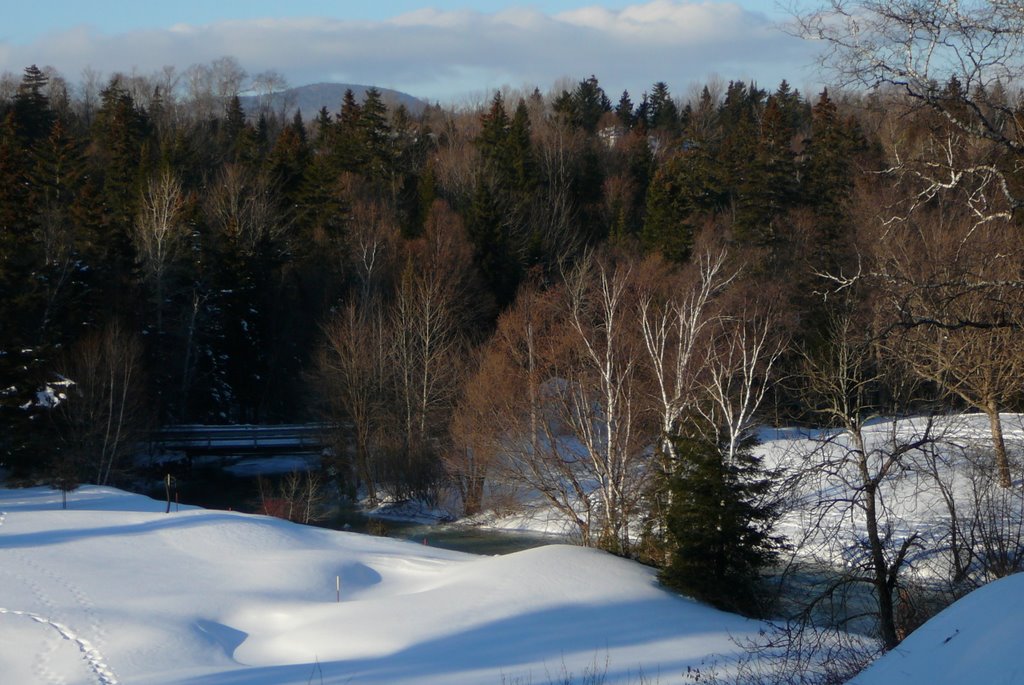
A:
[150,423,332,458]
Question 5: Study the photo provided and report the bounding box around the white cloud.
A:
[0,1,821,102]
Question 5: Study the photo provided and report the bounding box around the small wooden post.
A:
[336,575,340,603]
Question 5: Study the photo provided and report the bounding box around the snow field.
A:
[0,486,764,684]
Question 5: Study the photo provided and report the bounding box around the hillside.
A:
[0,486,764,685]
[850,573,1024,685]
[240,82,430,119]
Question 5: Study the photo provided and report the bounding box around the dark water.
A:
[320,510,557,556]
[146,461,556,556]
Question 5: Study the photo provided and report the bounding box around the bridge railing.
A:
[151,423,333,454]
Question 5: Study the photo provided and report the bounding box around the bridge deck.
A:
[152,424,331,456]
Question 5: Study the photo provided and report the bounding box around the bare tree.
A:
[698,307,784,466]
[56,322,148,486]
[484,251,653,553]
[316,301,390,505]
[183,62,215,120]
[258,470,325,524]
[560,252,653,554]
[76,66,104,125]
[873,208,1024,487]
[206,164,281,257]
[132,170,189,337]
[250,69,290,120]
[798,0,1024,224]
[210,56,247,102]
[916,426,1024,594]
[797,309,937,650]
[532,116,587,267]
[448,344,512,515]
[639,250,732,468]
[389,204,476,465]
[345,195,399,304]
[482,283,601,544]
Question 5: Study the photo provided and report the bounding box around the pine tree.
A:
[26,118,89,343]
[224,95,247,141]
[221,95,252,162]
[507,99,537,199]
[467,178,521,308]
[477,92,511,174]
[0,111,36,342]
[660,419,781,616]
[804,88,856,231]
[264,115,309,207]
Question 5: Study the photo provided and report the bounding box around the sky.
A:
[0,1,823,103]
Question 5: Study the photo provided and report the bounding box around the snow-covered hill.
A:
[0,486,763,684]
[850,572,1024,685]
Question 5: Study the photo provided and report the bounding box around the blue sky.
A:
[3,1,819,102]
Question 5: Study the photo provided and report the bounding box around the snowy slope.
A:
[0,486,763,685]
[850,573,1024,685]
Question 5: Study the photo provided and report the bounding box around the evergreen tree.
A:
[0,112,32,328]
[563,75,611,133]
[773,79,809,135]
[477,92,511,174]
[13,65,55,144]
[224,95,247,142]
[804,88,856,230]
[468,178,521,308]
[221,95,253,162]
[357,87,393,183]
[507,99,538,199]
[634,92,651,134]
[660,419,781,616]
[264,115,309,207]
[642,144,724,261]
[26,118,90,343]
[90,77,153,313]
[313,106,333,149]
[649,81,680,134]
[615,90,634,129]
[733,95,799,246]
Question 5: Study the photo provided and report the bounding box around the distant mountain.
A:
[239,83,430,120]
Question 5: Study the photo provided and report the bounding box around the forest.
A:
[3,0,1024,654]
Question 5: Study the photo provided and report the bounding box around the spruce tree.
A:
[357,87,393,183]
[615,90,634,129]
[660,419,782,616]
[733,95,798,246]
[642,144,723,261]
[649,81,680,134]
[13,65,55,144]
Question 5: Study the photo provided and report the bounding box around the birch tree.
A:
[639,250,732,468]
[56,322,148,486]
[132,170,188,338]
